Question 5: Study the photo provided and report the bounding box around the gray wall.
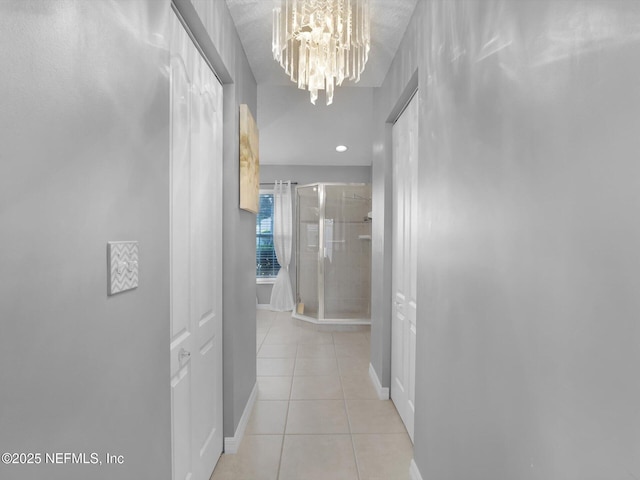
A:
[0,1,171,479]
[258,165,371,306]
[183,0,258,439]
[370,0,420,400]
[374,0,640,478]
[0,4,259,480]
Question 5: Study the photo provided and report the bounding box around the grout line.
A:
[338,347,362,480]
[275,311,296,480]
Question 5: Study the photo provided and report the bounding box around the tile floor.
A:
[211,310,413,480]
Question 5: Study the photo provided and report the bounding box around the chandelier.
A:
[272,0,371,105]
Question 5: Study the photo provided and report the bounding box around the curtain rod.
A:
[260,182,298,185]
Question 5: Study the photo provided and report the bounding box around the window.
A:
[256,192,281,278]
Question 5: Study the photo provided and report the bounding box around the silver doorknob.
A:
[179,348,191,360]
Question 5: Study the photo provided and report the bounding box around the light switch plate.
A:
[107,241,139,295]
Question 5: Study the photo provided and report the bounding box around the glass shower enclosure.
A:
[295,183,372,324]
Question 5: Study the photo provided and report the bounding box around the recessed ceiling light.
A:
[336,145,348,153]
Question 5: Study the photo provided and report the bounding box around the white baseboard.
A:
[223,382,257,454]
[368,363,389,400]
[292,311,371,326]
[409,459,423,480]
[256,304,272,310]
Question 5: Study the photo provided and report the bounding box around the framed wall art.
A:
[239,104,259,213]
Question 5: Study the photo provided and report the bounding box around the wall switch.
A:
[107,241,139,295]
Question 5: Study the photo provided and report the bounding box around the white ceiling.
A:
[258,84,374,166]
[225,0,419,166]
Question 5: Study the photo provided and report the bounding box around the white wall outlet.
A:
[107,241,139,295]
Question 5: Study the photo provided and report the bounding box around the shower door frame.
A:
[294,182,372,325]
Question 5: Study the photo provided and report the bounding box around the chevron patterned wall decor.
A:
[107,241,139,295]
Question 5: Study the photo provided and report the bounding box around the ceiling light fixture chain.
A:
[272,0,370,105]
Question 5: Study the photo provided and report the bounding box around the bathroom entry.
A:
[295,183,372,324]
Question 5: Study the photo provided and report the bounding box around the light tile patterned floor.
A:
[211,310,413,480]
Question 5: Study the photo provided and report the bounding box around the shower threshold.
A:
[292,311,371,326]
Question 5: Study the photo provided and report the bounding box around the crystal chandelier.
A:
[272,0,371,105]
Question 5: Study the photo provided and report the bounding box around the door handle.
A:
[179,348,191,361]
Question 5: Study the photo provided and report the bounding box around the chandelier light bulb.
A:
[272,0,371,106]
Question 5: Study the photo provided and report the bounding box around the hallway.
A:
[3,1,640,479]
[211,310,412,480]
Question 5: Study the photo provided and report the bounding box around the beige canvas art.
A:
[239,104,259,213]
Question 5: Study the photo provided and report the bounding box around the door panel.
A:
[171,368,192,480]
[391,92,418,442]
[170,10,223,480]
[169,27,194,480]
[170,51,192,360]
[189,56,223,480]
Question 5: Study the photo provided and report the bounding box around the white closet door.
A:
[169,10,223,480]
[391,92,418,442]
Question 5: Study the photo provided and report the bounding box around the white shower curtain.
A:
[269,180,295,311]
